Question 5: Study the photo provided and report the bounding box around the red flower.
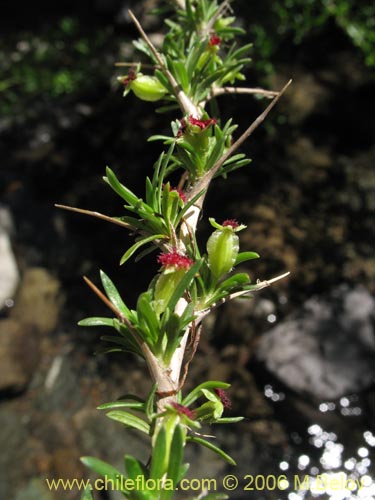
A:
[119,68,137,86]
[162,184,186,202]
[171,402,196,419]
[188,115,217,130]
[222,219,239,229]
[216,389,232,409]
[209,34,221,47]
[157,249,193,269]
[172,187,186,203]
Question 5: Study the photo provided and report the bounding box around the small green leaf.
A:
[100,270,132,318]
[148,134,175,143]
[81,487,94,500]
[172,60,189,91]
[215,416,244,424]
[145,383,158,420]
[120,234,167,265]
[163,312,183,363]
[174,189,206,226]
[78,317,114,327]
[123,456,150,500]
[124,455,148,481]
[106,411,150,435]
[167,425,185,484]
[235,252,260,265]
[201,388,220,402]
[167,259,203,312]
[81,456,124,482]
[182,381,230,407]
[216,273,250,292]
[97,400,144,411]
[145,176,156,209]
[137,292,160,345]
[187,436,236,465]
[104,167,139,206]
[150,426,167,480]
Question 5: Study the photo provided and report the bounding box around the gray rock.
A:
[0,206,19,310]
[0,319,40,392]
[14,478,58,500]
[256,285,375,400]
[10,267,63,335]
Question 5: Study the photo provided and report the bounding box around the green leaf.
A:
[167,259,203,312]
[120,234,167,265]
[104,167,139,206]
[150,426,167,480]
[187,436,236,465]
[215,416,244,424]
[145,383,158,420]
[81,456,124,482]
[174,189,206,227]
[81,487,94,500]
[171,60,189,91]
[137,292,160,345]
[78,317,114,327]
[124,456,150,500]
[106,411,150,435]
[235,252,260,265]
[182,381,230,407]
[125,455,148,481]
[167,425,185,484]
[201,388,220,402]
[148,134,175,143]
[97,400,144,411]
[100,270,132,318]
[145,176,156,209]
[217,273,250,292]
[163,312,183,363]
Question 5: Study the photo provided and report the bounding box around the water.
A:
[263,384,375,500]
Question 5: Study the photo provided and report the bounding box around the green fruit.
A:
[130,75,167,102]
[207,227,239,278]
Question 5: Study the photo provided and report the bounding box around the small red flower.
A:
[157,249,193,269]
[171,402,196,419]
[188,115,217,130]
[162,184,186,202]
[209,34,221,47]
[216,389,232,409]
[171,187,187,203]
[222,219,239,229]
[119,68,137,86]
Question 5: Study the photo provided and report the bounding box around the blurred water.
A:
[263,384,375,500]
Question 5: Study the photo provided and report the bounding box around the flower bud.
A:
[130,75,167,102]
[206,218,246,279]
[154,250,193,315]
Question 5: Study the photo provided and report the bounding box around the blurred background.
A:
[0,1,374,499]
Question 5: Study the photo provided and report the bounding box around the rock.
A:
[0,206,20,310]
[271,69,330,125]
[255,285,375,400]
[13,478,58,500]
[0,407,33,500]
[0,319,39,392]
[10,267,63,335]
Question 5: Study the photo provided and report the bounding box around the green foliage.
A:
[0,17,117,117]
[248,0,375,73]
